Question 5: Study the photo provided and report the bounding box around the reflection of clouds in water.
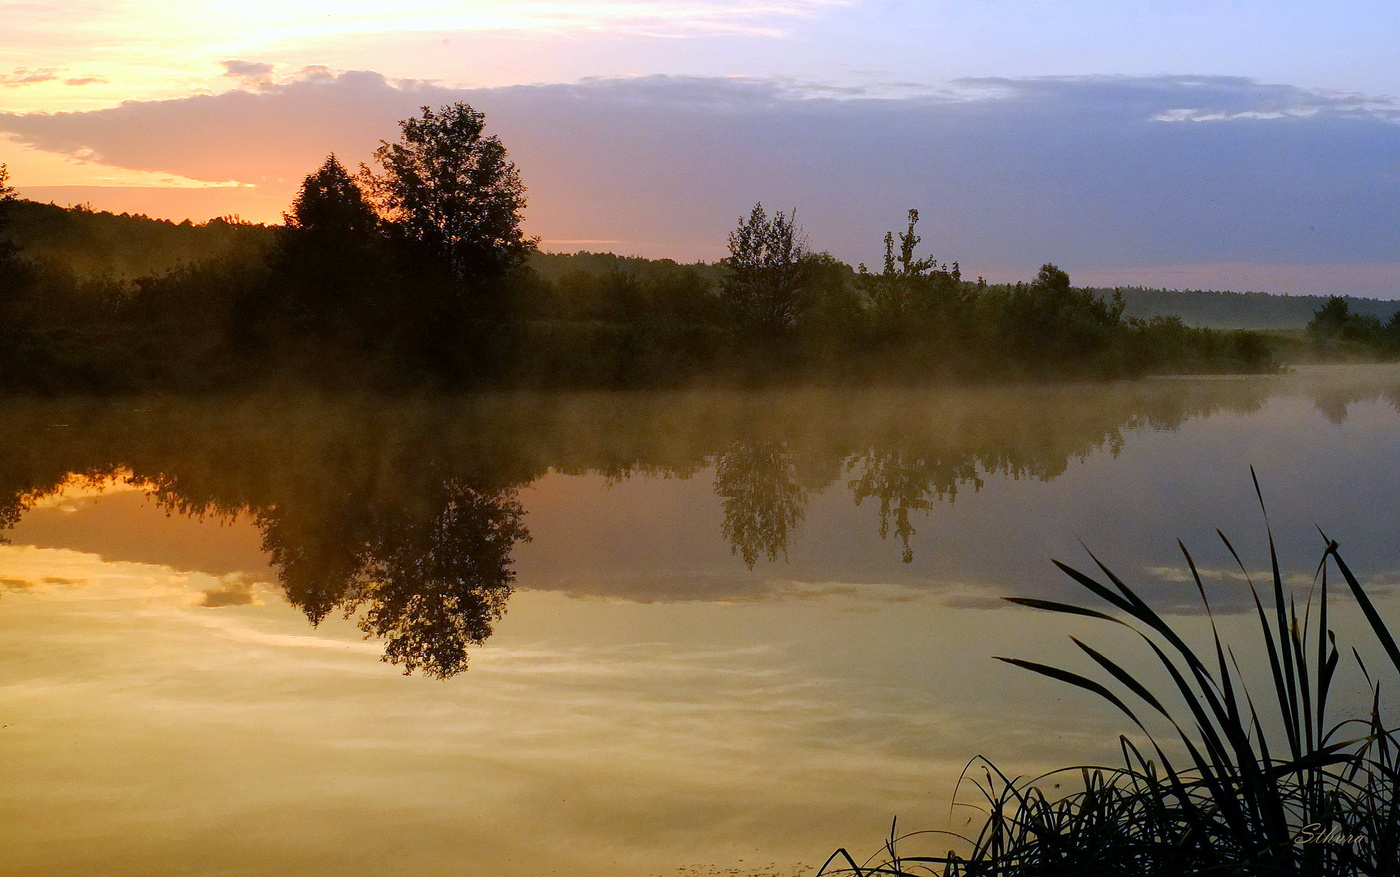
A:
[6,368,1400,678]
[0,544,271,605]
[8,376,1400,876]
[1147,563,1400,595]
[183,609,381,658]
[199,574,263,607]
[524,572,1000,609]
[1147,565,1313,587]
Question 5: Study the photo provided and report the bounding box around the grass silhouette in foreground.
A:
[821,471,1399,876]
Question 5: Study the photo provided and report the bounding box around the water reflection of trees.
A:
[260,479,527,678]
[715,442,807,568]
[847,449,977,563]
[0,373,1396,674]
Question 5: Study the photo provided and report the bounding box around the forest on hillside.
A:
[1097,286,1400,331]
[0,103,1317,393]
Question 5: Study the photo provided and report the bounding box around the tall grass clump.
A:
[820,472,1400,876]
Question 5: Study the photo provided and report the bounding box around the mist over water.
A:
[3,365,1400,875]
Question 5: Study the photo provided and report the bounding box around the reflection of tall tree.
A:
[259,480,529,679]
[715,441,807,569]
[359,482,527,678]
[1315,396,1349,425]
[847,450,982,564]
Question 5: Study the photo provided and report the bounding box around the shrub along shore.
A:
[823,479,1400,876]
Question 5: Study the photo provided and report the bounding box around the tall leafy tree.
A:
[857,209,960,330]
[360,103,535,378]
[364,103,533,287]
[720,203,816,338]
[1005,263,1124,364]
[286,154,379,241]
[0,164,21,288]
[272,154,384,341]
[1307,295,1352,338]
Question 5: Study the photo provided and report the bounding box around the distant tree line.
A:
[1305,295,1400,358]
[1099,286,1400,332]
[0,103,1284,393]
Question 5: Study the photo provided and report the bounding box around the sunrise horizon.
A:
[5,2,1400,297]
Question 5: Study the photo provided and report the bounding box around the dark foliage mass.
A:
[0,102,1308,393]
[1303,295,1400,360]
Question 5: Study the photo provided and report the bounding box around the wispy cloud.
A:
[225,0,850,45]
[1,68,60,87]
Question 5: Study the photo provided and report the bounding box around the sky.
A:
[2,0,1398,294]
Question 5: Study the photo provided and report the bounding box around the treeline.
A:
[0,105,1279,393]
[2,197,274,278]
[1096,285,1400,331]
[1304,295,1400,358]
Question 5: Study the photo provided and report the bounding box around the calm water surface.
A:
[4,365,1400,876]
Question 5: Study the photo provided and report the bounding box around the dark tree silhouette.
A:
[0,164,24,302]
[857,209,960,329]
[720,204,816,339]
[287,155,379,238]
[360,103,535,377]
[364,102,533,286]
[1032,263,1071,294]
[0,164,43,388]
[996,263,1124,365]
[1308,295,1352,337]
[0,165,17,256]
[1304,295,1383,350]
[263,154,387,351]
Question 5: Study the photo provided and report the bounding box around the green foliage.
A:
[0,166,52,390]
[857,209,962,333]
[1090,288,1400,332]
[1309,295,1353,336]
[0,164,15,229]
[0,163,24,295]
[0,179,1289,391]
[720,203,818,339]
[716,441,807,567]
[2,197,274,279]
[991,264,1123,365]
[1306,295,1400,358]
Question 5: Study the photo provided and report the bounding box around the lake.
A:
[3,365,1400,876]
